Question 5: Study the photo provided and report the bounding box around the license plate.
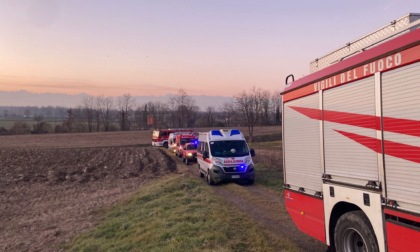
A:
[231,175,240,179]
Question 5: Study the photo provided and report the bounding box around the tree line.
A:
[0,87,282,141]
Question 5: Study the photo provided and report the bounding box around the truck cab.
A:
[197,129,255,185]
[175,133,197,158]
[181,142,198,165]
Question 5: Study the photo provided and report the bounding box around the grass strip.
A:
[255,164,284,192]
[65,175,278,252]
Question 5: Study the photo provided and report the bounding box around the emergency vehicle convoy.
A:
[168,131,194,153]
[151,129,192,148]
[281,14,420,251]
[197,129,255,185]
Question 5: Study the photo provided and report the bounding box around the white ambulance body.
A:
[281,14,420,251]
[197,129,255,185]
[168,132,181,153]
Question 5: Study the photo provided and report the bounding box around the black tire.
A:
[334,210,378,252]
[163,142,168,148]
[206,170,214,185]
[185,158,189,165]
[248,178,254,185]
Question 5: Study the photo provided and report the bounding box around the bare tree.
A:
[234,86,266,142]
[65,109,74,132]
[117,93,135,131]
[219,102,236,127]
[96,95,114,132]
[261,90,271,125]
[205,106,215,127]
[134,103,147,130]
[32,114,45,133]
[169,89,198,128]
[81,95,95,132]
[271,91,282,125]
[147,101,170,128]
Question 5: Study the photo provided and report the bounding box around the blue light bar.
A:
[230,129,240,136]
[211,130,223,136]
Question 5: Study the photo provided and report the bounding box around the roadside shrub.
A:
[0,127,9,135]
[10,121,31,135]
[32,122,53,134]
[55,124,70,133]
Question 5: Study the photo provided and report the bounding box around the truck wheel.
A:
[163,142,168,148]
[334,210,378,252]
[206,170,214,185]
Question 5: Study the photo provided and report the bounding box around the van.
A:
[197,129,255,185]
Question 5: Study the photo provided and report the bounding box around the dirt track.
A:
[172,151,328,252]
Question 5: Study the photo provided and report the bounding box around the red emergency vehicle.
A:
[181,143,198,165]
[282,14,420,252]
[151,129,192,148]
[175,133,197,158]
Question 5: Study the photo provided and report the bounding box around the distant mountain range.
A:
[0,90,234,111]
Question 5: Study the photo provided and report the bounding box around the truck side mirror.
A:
[250,149,255,157]
[203,151,209,159]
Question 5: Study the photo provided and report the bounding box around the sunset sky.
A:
[1,0,419,97]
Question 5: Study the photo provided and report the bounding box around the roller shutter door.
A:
[382,62,420,213]
[323,77,379,186]
[284,93,322,194]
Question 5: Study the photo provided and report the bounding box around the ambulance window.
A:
[198,142,203,153]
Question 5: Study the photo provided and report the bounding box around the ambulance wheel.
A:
[206,170,214,185]
[334,210,378,252]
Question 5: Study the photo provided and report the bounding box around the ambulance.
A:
[197,129,255,185]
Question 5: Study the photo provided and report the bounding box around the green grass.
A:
[249,139,284,192]
[255,164,284,192]
[0,119,63,130]
[249,140,282,150]
[0,120,20,130]
[65,175,286,252]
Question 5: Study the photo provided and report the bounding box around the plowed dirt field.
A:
[0,146,176,251]
[0,127,326,252]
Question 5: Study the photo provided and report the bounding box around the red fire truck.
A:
[151,129,192,148]
[281,14,420,251]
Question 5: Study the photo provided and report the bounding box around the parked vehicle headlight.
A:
[245,156,252,165]
[213,158,223,165]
